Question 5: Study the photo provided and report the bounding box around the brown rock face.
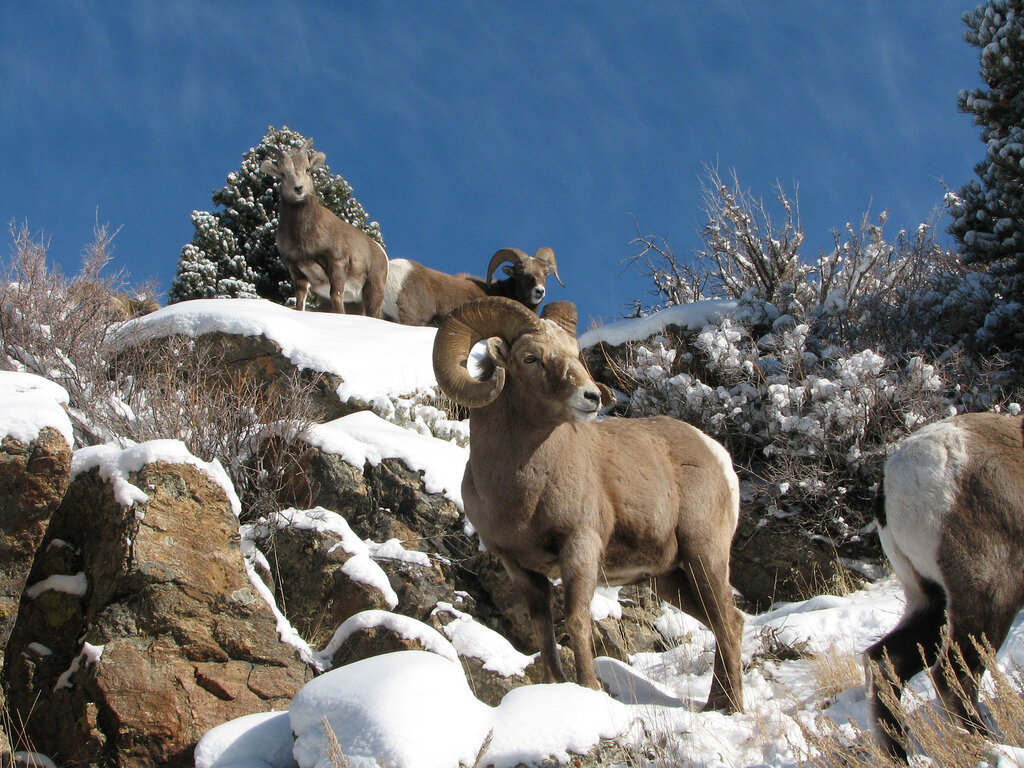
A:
[3,458,310,767]
[0,428,72,757]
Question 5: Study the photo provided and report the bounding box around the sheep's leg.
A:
[935,590,1021,738]
[501,558,565,683]
[327,261,348,313]
[560,536,602,689]
[293,278,310,312]
[864,587,946,762]
[362,263,386,319]
[285,264,310,312]
[655,561,744,713]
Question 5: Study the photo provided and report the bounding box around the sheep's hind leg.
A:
[656,562,744,714]
[559,535,602,690]
[501,558,565,683]
[864,581,946,762]
[935,588,1022,738]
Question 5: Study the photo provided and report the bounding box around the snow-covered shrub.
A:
[626,321,960,541]
[626,173,1022,543]
[369,388,469,447]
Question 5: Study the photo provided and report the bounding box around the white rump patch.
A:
[696,429,740,525]
[382,259,414,321]
[882,419,967,595]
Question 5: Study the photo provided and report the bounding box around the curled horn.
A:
[486,248,528,286]
[433,297,543,408]
[534,247,565,288]
[540,301,578,336]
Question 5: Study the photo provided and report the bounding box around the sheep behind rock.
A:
[382,247,563,326]
[866,412,1024,761]
[261,141,388,315]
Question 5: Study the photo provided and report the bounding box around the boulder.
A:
[730,514,862,610]
[0,427,72,758]
[3,453,310,767]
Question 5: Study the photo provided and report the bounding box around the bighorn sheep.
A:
[382,247,564,326]
[432,297,744,712]
[866,412,1024,760]
[261,140,388,315]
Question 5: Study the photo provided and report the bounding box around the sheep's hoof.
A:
[702,693,742,714]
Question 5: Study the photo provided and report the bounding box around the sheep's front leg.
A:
[560,535,602,690]
[327,259,349,313]
[501,557,565,683]
[286,264,310,311]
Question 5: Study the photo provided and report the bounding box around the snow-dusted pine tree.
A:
[170,126,385,306]
[947,0,1024,353]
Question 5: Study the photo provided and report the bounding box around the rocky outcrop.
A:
[0,427,72,757]
[3,455,310,767]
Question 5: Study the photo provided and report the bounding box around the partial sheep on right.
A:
[382,247,563,326]
[866,411,1024,762]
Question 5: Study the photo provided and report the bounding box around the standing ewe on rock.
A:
[261,140,388,315]
[432,296,744,712]
[866,412,1024,761]
[382,247,563,326]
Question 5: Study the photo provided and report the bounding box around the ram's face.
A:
[489,322,602,424]
[503,260,550,308]
[262,149,325,205]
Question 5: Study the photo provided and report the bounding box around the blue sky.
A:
[1,2,984,328]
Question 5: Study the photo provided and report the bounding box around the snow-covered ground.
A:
[5,299,1024,768]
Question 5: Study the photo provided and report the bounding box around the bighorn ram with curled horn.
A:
[261,140,388,315]
[382,247,563,326]
[432,296,744,712]
[866,412,1024,761]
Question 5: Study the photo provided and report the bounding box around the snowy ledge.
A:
[578,298,777,349]
[0,371,74,445]
[71,440,241,517]
[107,298,439,402]
[302,410,469,510]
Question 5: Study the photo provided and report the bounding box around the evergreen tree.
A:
[948,1,1024,311]
[170,126,385,305]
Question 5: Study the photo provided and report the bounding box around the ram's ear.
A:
[260,159,282,178]
[598,383,616,407]
[486,337,510,369]
[309,151,326,170]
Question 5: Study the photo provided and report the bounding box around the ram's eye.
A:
[522,354,539,365]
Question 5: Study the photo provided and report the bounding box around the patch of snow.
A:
[313,610,459,670]
[0,370,73,445]
[194,710,296,768]
[71,439,241,517]
[433,602,535,677]
[301,410,468,510]
[25,572,88,600]
[291,651,492,768]
[590,586,623,621]
[109,298,439,403]
[54,641,104,691]
[579,300,742,348]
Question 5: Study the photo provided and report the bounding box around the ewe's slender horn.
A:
[534,247,565,288]
[540,301,578,336]
[486,248,528,286]
[433,297,543,408]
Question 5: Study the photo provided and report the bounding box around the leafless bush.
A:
[802,641,1024,767]
[100,334,327,520]
[1,224,326,518]
[0,222,134,444]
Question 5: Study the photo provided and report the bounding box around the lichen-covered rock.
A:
[0,426,72,761]
[3,453,310,768]
[730,514,862,609]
